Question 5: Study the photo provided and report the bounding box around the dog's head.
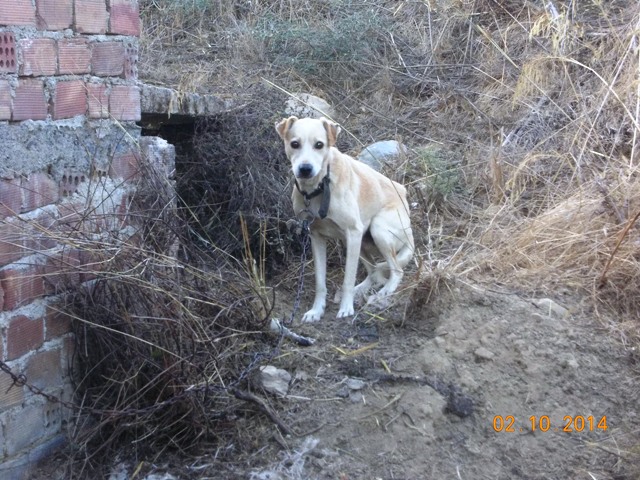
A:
[275,116,340,180]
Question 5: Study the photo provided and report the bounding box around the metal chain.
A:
[0,219,314,416]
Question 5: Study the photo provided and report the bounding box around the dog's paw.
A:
[337,304,355,318]
[301,308,324,322]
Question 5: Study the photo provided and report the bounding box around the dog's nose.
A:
[298,164,314,178]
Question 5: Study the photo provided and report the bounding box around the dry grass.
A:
[50,0,640,473]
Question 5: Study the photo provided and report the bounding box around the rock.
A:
[258,366,292,397]
[357,140,407,171]
[285,93,335,119]
[474,347,495,361]
[346,378,366,390]
[533,298,569,319]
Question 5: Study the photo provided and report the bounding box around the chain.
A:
[0,218,314,416]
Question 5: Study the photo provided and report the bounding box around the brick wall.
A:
[0,2,173,478]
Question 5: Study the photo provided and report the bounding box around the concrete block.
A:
[91,41,125,77]
[35,0,73,30]
[58,38,91,74]
[6,315,44,360]
[0,0,36,27]
[12,79,47,121]
[25,348,63,390]
[2,403,45,457]
[0,32,17,73]
[109,0,140,36]
[75,0,108,34]
[0,80,11,120]
[19,38,57,76]
[109,85,140,121]
[52,80,87,120]
[140,136,176,176]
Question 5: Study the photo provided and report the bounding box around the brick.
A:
[91,41,124,76]
[53,80,87,120]
[23,207,58,254]
[109,85,140,121]
[0,370,25,409]
[6,315,44,360]
[58,38,91,74]
[36,0,73,30]
[0,220,26,268]
[13,79,47,121]
[25,348,63,389]
[0,80,11,120]
[0,178,22,218]
[109,0,140,36]
[0,32,17,73]
[19,38,57,76]
[75,0,108,34]
[109,152,140,180]
[0,0,36,27]
[1,266,46,312]
[87,83,109,119]
[21,172,60,213]
[59,171,88,197]
[45,305,72,340]
[42,249,81,294]
[124,41,138,80]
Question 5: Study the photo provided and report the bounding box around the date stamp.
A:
[492,415,608,433]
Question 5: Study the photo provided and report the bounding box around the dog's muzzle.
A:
[297,164,314,179]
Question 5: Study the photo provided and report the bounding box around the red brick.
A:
[109,152,140,180]
[53,80,87,120]
[0,32,17,73]
[109,0,140,36]
[42,248,81,294]
[91,42,124,76]
[75,0,108,34]
[1,266,46,312]
[21,172,60,212]
[109,85,140,121]
[19,38,57,76]
[0,80,11,121]
[87,83,109,119]
[6,315,44,360]
[45,305,72,340]
[25,348,63,389]
[0,178,22,218]
[36,0,73,30]
[23,207,58,253]
[0,369,24,408]
[13,79,47,121]
[0,0,36,27]
[0,220,26,268]
[58,38,91,74]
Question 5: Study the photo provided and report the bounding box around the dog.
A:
[275,116,414,322]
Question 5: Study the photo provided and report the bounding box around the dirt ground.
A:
[225,280,640,480]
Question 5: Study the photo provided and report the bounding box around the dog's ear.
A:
[275,116,298,140]
[321,118,341,147]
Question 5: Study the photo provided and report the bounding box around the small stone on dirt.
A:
[285,93,335,119]
[258,366,292,397]
[533,298,569,319]
[346,378,366,390]
[474,347,495,361]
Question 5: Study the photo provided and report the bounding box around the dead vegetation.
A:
[50,0,640,475]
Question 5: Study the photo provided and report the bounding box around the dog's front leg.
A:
[337,229,362,318]
[302,233,327,322]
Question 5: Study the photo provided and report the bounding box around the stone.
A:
[357,140,407,171]
[258,365,291,397]
[474,347,495,361]
[284,93,335,119]
[533,298,569,319]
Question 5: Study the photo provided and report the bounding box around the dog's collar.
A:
[294,165,331,219]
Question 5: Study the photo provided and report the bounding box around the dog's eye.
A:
[314,141,324,150]
[290,141,300,149]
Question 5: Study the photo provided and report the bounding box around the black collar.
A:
[294,164,331,219]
